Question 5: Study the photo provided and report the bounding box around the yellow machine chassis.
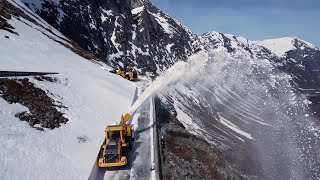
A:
[98,113,132,168]
[116,70,139,81]
[98,145,127,167]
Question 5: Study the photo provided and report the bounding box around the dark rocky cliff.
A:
[22,0,202,75]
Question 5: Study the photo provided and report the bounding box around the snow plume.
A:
[129,62,186,115]
[129,51,208,115]
[160,50,320,179]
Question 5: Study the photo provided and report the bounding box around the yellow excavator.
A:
[98,113,134,168]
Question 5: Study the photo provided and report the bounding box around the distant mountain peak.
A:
[253,37,317,56]
[202,31,318,60]
[253,37,297,56]
[254,37,318,56]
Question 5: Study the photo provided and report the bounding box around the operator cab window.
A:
[109,131,120,140]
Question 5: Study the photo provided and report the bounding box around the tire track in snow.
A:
[88,87,139,180]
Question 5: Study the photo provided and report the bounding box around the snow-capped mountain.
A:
[201,31,319,60]
[201,31,276,60]
[255,37,318,57]
[259,37,320,90]
[201,32,320,90]
[2,0,320,179]
[21,0,202,75]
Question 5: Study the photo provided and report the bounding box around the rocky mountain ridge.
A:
[201,31,320,90]
[21,0,202,75]
[20,0,320,81]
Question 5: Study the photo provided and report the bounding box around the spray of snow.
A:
[129,61,186,114]
[159,49,320,179]
[129,51,208,115]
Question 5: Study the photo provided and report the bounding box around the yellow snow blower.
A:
[98,113,134,168]
[114,68,139,81]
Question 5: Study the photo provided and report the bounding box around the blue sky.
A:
[150,0,320,47]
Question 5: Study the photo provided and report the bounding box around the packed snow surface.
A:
[0,16,136,180]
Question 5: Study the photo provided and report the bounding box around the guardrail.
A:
[0,71,58,77]
[151,95,162,180]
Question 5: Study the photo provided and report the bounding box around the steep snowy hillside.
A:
[21,0,202,75]
[0,1,136,179]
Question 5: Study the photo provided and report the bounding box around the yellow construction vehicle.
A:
[98,113,134,168]
[115,70,125,77]
[114,68,139,81]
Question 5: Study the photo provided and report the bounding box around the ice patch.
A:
[102,9,113,16]
[132,6,144,15]
[166,43,174,53]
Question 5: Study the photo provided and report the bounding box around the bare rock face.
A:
[22,0,202,75]
[0,0,19,35]
[277,39,320,90]
[0,78,68,130]
[155,97,243,180]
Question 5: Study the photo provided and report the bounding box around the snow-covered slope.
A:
[0,1,136,179]
[254,37,297,56]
